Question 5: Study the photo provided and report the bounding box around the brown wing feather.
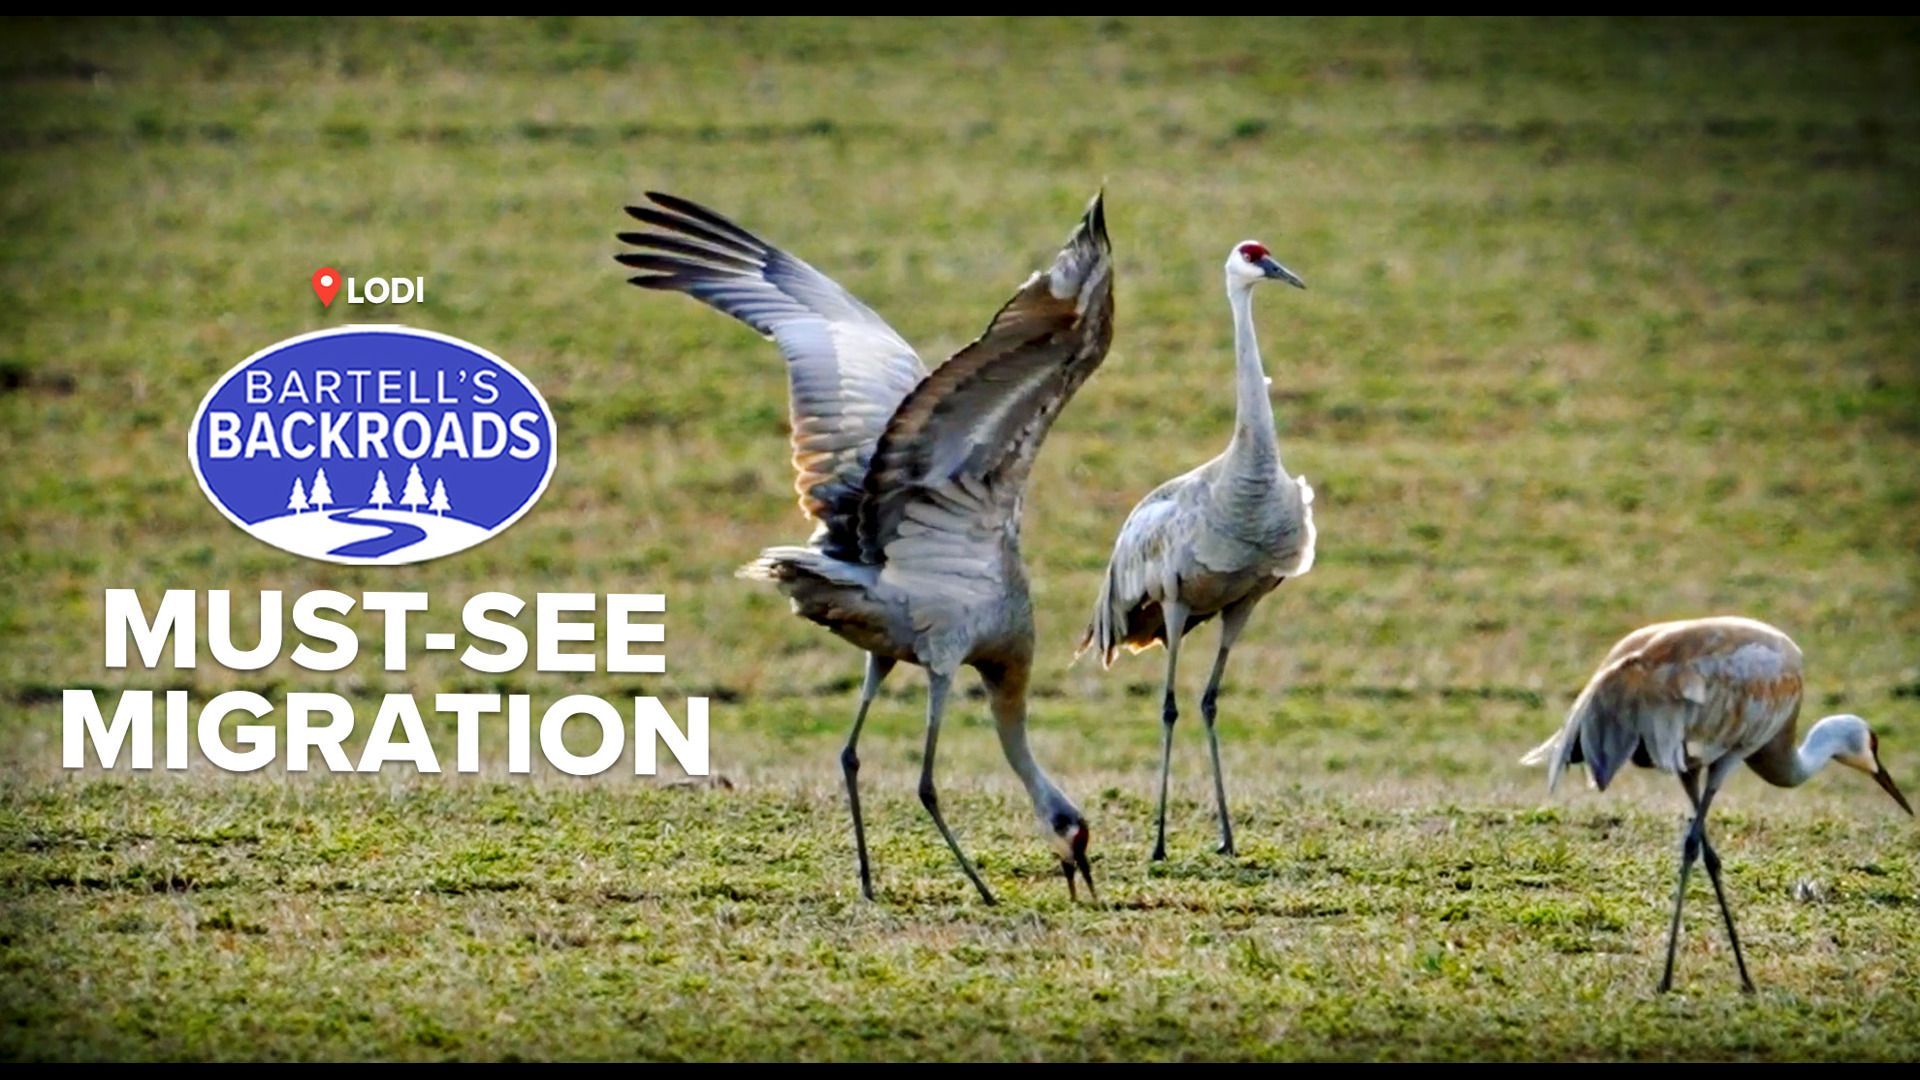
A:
[857,193,1114,565]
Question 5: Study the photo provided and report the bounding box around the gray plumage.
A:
[1077,240,1314,861]
[617,192,1112,904]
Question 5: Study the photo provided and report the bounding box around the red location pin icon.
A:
[312,267,341,307]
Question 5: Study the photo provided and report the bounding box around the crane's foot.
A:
[1149,841,1168,862]
[1739,976,1756,995]
[1216,841,1237,857]
[1656,976,1673,995]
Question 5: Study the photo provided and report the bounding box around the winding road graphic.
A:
[326,509,428,559]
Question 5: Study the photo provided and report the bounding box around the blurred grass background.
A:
[1,16,1918,1060]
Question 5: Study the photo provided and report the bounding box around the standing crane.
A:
[1077,240,1314,861]
[1523,616,1912,992]
[616,192,1112,905]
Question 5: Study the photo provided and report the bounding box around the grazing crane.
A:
[616,192,1112,905]
[1523,616,1912,992]
[1077,240,1314,861]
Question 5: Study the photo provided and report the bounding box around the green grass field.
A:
[3,16,1919,1059]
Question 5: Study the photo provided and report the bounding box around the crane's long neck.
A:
[990,674,1076,818]
[1225,282,1282,471]
[1744,716,1850,789]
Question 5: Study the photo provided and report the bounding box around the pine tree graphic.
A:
[401,464,428,512]
[429,478,451,516]
[369,470,392,509]
[310,467,334,513]
[287,477,308,514]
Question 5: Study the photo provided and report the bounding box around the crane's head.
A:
[1046,807,1096,902]
[1818,714,1913,816]
[1226,241,1306,290]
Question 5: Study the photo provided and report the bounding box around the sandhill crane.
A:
[616,192,1112,905]
[1523,615,1912,992]
[1077,240,1313,861]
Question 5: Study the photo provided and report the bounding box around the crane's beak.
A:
[1062,826,1097,902]
[1874,764,1913,816]
[1259,256,1306,290]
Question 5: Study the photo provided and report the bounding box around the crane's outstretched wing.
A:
[617,192,928,561]
[1524,619,1804,791]
[856,192,1114,578]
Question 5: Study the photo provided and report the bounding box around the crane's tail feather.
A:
[1518,735,1558,768]
[1074,566,1128,670]
[1070,623,1116,670]
[736,545,867,588]
[1520,727,1576,793]
[737,546,895,644]
[1524,657,1673,794]
[1522,679,1598,794]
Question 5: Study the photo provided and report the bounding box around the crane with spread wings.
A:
[617,192,1113,905]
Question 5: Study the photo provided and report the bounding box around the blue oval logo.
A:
[190,326,556,565]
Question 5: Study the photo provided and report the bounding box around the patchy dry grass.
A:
[2,16,1919,1060]
[6,709,1920,1059]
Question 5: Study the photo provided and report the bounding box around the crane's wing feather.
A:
[858,193,1115,573]
[617,192,928,560]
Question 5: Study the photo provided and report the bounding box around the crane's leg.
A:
[1658,768,1707,994]
[842,652,896,901]
[1150,601,1191,863]
[1696,758,1756,993]
[1199,599,1257,857]
[918,667,996,905]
